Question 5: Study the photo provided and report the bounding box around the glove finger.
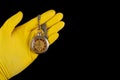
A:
[46,13,63,29]
[48,33,59,45]
[47,21,65,37]
[1,11,23,34]
[22,10,56,31]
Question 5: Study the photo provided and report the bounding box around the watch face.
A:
[31,36,49,54]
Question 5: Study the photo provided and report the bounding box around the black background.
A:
[0,0,82,80]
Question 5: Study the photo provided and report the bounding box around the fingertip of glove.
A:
[49,33,59,45]
[56,33,59,37]
[48,9,56,14]
[56,13,64,20]
[60,21,65,27]
[53,33,59,42]
[17,11,23,17]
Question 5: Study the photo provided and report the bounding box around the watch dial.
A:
[31,36,49,54]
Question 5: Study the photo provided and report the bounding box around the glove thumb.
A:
[1,11,23,35]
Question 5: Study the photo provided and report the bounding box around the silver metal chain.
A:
[38,15,41,30]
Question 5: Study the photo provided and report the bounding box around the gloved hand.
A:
[0,10,65,80]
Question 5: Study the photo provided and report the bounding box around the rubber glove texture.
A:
[0,10,65,80]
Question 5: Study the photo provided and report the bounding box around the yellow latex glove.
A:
[0,10,65,80]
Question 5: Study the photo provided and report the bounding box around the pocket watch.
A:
[31,15,49,54]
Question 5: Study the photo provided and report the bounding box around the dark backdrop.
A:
[0,0,81,80]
